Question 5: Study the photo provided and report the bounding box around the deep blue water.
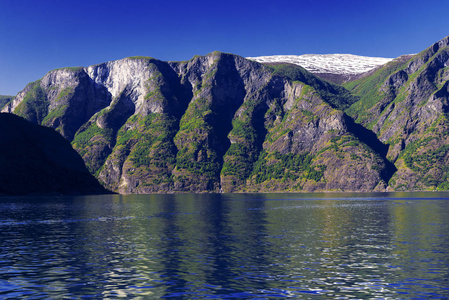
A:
[1,192,449,299]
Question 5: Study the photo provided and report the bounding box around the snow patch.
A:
[246,54,393,76]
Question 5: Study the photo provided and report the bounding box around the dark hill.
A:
[0,113,109,196]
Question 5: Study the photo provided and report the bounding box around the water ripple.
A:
[0,194,449,298]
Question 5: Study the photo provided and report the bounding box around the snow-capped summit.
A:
[246,54,393,83]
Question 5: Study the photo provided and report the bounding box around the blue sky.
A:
[1,0,448,95]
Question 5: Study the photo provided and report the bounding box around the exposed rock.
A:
[10,33,449,194]
[345,35,449,191]
[0,95,13,109]
[4,52,390,193]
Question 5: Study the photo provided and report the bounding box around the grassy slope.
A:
[344,38,449,190]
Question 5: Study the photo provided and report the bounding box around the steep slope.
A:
[0,113,109,196]
[266,63,359,110]
[345,36,449,191]
[247,54,393,84]
[3,52,392,193]
[2,67,111,140]
[0,95,13,109]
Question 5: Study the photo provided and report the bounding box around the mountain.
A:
[4,35,449,194]
[0,95,13,109]
[2,52,392,193]
[0,113,109,195]
[247,54,393,84]
[345,36,449,191]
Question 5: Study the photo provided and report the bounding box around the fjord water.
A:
[1,193,449,299]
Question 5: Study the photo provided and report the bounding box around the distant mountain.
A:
[2,53,391,193]
[0,113,109,195]
[247,54,393,84]
[0,95,13,109]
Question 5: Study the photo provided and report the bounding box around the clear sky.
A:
[1,0,448,95]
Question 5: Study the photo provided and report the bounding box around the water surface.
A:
[1,192,449,298]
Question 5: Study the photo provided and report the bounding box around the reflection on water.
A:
[1,193,449,298]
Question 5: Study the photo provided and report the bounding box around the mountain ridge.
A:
[2,52,391,193]
[247,54,394,84]
[0,95,13,109]
[345,35,449,191]
[3,35,449,193]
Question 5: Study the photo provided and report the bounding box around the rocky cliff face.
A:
[0,113,108,195]
[0,95,13,109]
[2,67,111,141]
[345,36,449,190]
[3,52,392,193]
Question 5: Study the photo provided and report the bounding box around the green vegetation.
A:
[173,65,223,186]
[42,104,68,126]
[13,47,449,193]
[15,81,49,124]
[344,59,409,125]
[72,121,115,173]
[400,135,449,189]
[390,112,449,190]
[55,87,74,102]
[54,66,84,72]
[125,114,178,168]
[73,123,114,147]
[221,91,269,188]
[345,46,448,126]
[251,151,326,184]
[128,56,155,61]
[175,97,221,177]
[176,157,221,178]
[0,95,13,109]
[267,64,358,110]
[145,87,165,102]
[343,40,449,191]
[112,113,180,190]
[221,125,260,181]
